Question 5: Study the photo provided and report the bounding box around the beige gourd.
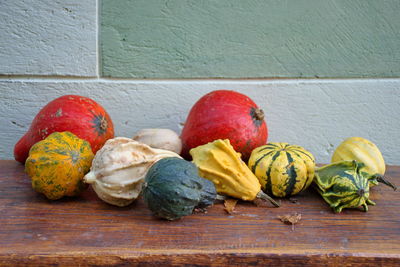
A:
[83,137,181,207]
[133,128,182,154]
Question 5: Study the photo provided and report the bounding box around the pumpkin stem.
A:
[250,107,265,127]
[83,172,96,184]
[100,116,108,132]
[215,194,227,201]
[256,191,280,207]
[254,108,265,121]
[357,188,365,197]
[376,175,397,191]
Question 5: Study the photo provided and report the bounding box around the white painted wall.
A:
[0,1,399,165]
[0,1,97,76]
[1,79,399,164]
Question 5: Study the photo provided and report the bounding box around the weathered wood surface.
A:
[0,160,399,266]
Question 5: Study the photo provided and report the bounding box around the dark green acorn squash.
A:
[142,157,217,220]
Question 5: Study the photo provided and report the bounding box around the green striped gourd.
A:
[248,142,315,197]
[331,137,396,190]
[313,160,377,213]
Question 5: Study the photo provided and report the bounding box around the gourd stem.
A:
[256,191,280,207]
[377,175,397,191]
[83,172,96,183]
[100,116,108,131]
[254,108,265,121]
[215,194,227,201]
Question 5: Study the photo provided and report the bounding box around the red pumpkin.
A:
[181,90,268,160]
[14,95,114,164]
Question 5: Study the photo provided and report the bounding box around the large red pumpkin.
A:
[14,95,114,164]
[181,90,268,160]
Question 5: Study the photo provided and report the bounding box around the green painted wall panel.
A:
[101,0,400,78]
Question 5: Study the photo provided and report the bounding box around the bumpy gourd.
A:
[331,137,396,190]
[190,139,279,207]
[83,137,181,207]
[133,128,182,154]
[25,131,94,200]
[142,157,217,220]
[314,160,380,213]
[248,143,315,197]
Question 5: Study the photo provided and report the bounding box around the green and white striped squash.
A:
[314,160,377,213]
[248,142,315,197]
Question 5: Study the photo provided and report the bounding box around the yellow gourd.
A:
[248,143,315,197]
[25,132,94,200]
[332,137,385,176]
[190,139,279,207]
[331,137,396,190]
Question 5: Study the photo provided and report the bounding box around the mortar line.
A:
[96,0,101,78]
[0,76,399,84]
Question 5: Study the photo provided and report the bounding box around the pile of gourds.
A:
[18,91,396,220]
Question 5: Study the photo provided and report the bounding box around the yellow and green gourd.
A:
[248,143,315,197]
[25,131,94,200]
[314,160,378,213]
[331,137,396,190]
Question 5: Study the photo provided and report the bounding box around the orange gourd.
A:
[25,132,94,200]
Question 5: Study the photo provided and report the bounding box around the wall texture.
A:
[102,0,400,78]
[0,0,399,165]
[0,1,97,76]
[1,79,400,164]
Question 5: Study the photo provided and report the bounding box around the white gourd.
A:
[83,137,181,207]
[132,128,182,154]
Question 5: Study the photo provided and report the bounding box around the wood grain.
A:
[0,160,399,266]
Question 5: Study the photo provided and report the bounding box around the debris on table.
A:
[278,213,302,231]
[224,198,238,214]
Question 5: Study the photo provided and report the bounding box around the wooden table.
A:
[0,160,399,266]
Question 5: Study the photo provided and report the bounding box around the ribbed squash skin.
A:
[332,137,385,177]
[83,137,181,207]
[248,143,315,197]
[314,160,376,213]
[142,157,216,220]
[25,132,94,200]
